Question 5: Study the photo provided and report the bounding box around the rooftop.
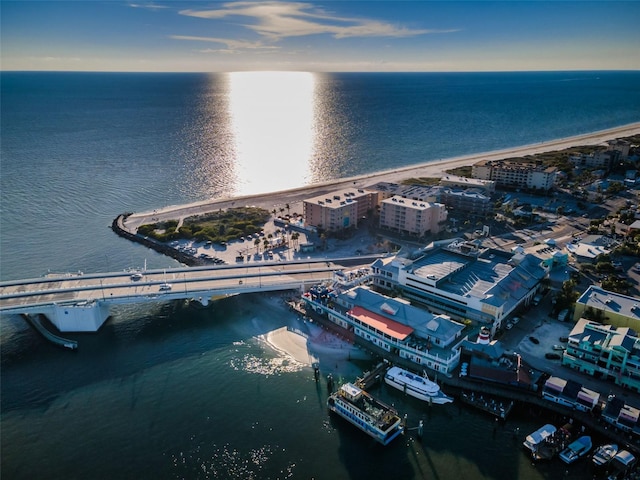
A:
[577,285,640,321]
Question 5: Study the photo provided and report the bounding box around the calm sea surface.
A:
[2,71,639,479]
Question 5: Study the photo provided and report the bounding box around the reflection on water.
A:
[228,71,316,195]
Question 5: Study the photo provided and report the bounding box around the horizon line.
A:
[2,68,640,74]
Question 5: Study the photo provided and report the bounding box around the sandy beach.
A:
[124,122,640,231]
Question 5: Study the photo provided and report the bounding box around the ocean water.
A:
[1,71,639,479]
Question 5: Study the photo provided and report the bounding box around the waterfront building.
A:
[302,284,466,374]
[471,159,557,191]
[439,174,496,194]
[607,139,631,158]
[602,396,640,437]
[370,239,546,335]
[562,317,640,393]
[369,181,491,223]
[302,188,379,233]
[541,376,601,412]
[459,335,541,390]
[569,151,617,170]
[370,182,440,203]
[379,196,447,237]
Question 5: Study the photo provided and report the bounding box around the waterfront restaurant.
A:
[302,284,467,375]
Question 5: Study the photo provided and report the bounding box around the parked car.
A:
[559,336,569,342]
[552,345,566,351]
[528,336,540,344]
[545,353,562,360]
[512,317,520,324]
[505,322,513,330]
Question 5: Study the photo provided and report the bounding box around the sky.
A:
[1,1,639,72]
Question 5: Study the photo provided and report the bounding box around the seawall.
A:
[111,214,206,267]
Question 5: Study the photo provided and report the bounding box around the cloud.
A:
[128,3,168,10]
[179,1,455,40]
[170,35,277,51]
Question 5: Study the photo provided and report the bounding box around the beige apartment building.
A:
[379,195,447,236]
[472,160,557,190]
[303,188,379,232]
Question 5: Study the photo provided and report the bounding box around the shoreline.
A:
[123,121,640,231]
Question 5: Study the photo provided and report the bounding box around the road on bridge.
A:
[0,259,362,314]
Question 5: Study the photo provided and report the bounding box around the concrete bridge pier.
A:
[49,301,111,332]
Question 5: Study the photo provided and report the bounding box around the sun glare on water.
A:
[228,71,316,195]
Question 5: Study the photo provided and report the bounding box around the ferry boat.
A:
[559,435,592,464]
[592,443,618,467]
[327,382,404,446]
[523,424,556,455]
[384,366,453,405]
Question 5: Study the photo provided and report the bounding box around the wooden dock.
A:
[459,390,514,420]
[355,361,388,390]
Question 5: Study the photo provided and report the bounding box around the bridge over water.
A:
[0,258,363,332]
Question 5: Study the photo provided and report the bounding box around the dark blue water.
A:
[2,71,639,479]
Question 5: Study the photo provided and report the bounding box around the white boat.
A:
[384,366,453,404]
[607,450,636,480]
[592,443,618,467]
[523,424,556,454]
[327,382,404,446]
[559,435,592,464]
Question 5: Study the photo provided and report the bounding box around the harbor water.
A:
[2,71,640,479]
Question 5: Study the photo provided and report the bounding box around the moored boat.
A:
[384,366,453,404]
[327,382,404,446]
[607,450,636,480]
[592,443,618,467]
[523,424,556,455]
[531,423,573,461]
[559,435,592,464]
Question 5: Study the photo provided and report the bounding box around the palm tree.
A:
[291,231,300,249]
[254,237,261,254]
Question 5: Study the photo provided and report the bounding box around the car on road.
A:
[130,272,143,281]
[159,283,172,291]
[545,353,562,360]
[528,336,540,344]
